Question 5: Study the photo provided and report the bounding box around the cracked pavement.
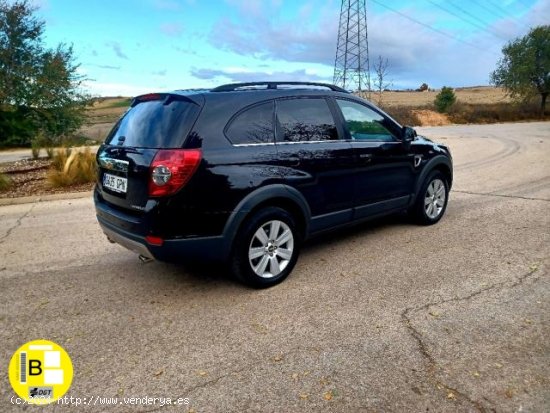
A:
[0,122,549,412]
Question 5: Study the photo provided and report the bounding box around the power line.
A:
[485,0,531,25]
[447,0,511,40]
[369,0,494,54]
[467,0,529,28]
[426,0,508,41]
[448,0,494,27]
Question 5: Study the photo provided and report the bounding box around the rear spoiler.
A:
[131,93,204,107]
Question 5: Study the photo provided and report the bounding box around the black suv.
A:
[94,82,452,287]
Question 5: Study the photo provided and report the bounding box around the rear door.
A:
[96,94,201,212]
[275,97,355,232]
[334,98,415,219]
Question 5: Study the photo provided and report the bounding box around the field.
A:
[80,97,130,142]
[78,87,541,141]
[365,86,511,107]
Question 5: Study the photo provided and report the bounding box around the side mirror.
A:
[402,126,417,143]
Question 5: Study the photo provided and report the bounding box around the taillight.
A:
[149,149,202,197]
[145,235,164,246]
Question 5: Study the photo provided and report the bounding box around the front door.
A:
[334,98,416,219]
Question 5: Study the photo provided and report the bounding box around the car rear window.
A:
[105,97,200,148]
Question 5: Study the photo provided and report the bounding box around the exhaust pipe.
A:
[139,255,154,264]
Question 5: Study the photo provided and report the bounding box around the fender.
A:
[219,184,312,259]
[412,155,453,205]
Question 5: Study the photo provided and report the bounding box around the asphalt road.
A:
[1,122,549,412]
[0,146,99,164]
[0,149,33,164]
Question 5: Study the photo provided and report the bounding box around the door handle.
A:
[359,153,373,162]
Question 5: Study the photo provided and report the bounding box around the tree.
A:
[434,87,456,113]
[491,25,550,115]
[417,83,429,92]
[373,55,392,106]
[0,0,88,147]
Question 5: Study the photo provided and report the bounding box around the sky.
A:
[32,0,550,96]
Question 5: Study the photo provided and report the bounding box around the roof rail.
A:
[175,88,210,93]
[210,82,349,93]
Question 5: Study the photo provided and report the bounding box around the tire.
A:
[230,207,301,288]
[412,171,449,225]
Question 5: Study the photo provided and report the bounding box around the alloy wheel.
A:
[248,220,294,278]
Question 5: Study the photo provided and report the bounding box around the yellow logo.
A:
[9,339,73,405]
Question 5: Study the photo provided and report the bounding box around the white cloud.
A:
[207,1,542,88]
[190,67,329,83]
[83,81,161,97]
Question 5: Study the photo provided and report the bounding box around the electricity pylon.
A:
[333,0,371,92]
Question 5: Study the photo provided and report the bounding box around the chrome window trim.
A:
[232,139,404,147]
[277,140,343,145]
[232,142,276,147]
[349,139,401,144]
[232,139,346,147]
[232,138,401,147]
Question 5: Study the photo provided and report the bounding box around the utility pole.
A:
[333,0,371,94]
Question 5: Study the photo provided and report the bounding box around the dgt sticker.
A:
[9,339,73,404]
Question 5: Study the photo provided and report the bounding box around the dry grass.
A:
[78,122,114,142]
[47,147,97,187]
[383,101,547,127]
[359,86,511,108]
[379,87,547,126]
[91,97,131,110]
[447,101,546,124]
[85,98,129,123]
[78,97,130,142]
[383,105,422,126]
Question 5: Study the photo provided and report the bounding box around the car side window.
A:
[276,98,339,142]
[226,101,274,145]
[336,99,395,142]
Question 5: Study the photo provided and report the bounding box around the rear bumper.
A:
[99,220,155,260]
[95,194,229,263]
[97,216,227,262]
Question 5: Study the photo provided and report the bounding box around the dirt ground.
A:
[411,109,451,126]
[0,158,94,198]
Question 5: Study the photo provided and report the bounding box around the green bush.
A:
[0,173,11,191]
[0,108,36,147]
[434,87,457,113]
[45,146,54,159]
[31,139,41,159]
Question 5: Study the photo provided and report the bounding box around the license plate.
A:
[103,173,127,193]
